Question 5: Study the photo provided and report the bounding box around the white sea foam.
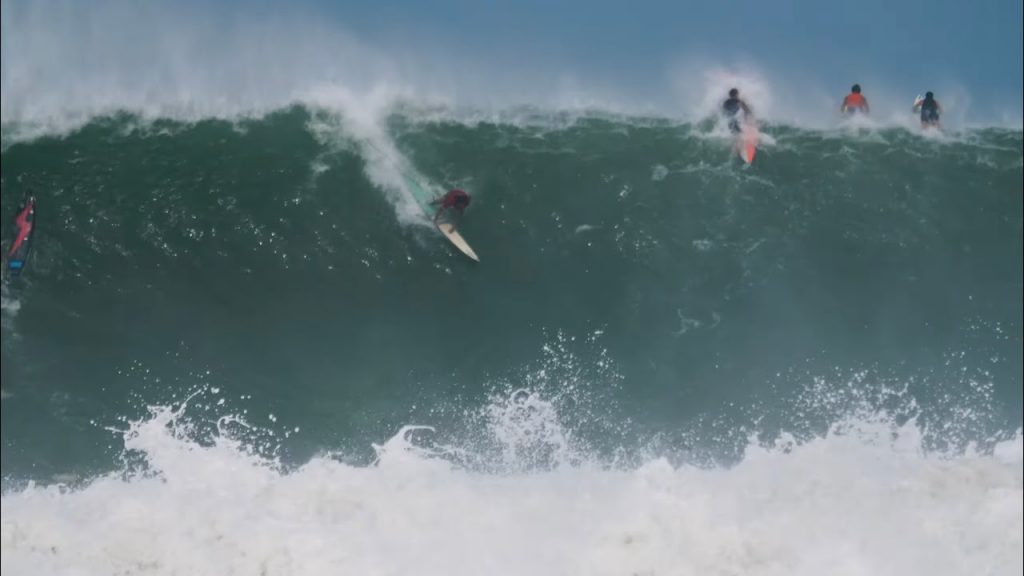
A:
[1,385,1020,576]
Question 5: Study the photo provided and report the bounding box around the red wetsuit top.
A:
[441,189,470,209]
[843,93,867,111]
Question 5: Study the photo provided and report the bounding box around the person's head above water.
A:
[728,88,739,98]
[925,91,934,100]
[851,84,861,93]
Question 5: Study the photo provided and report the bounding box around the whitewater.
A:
[3,1,1023,575]
[0,384,1020,576]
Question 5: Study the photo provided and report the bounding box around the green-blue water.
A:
[1,108,1021,574]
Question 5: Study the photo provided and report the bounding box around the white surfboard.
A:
[437,222,480,262]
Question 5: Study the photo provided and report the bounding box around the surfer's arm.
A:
[863,99,870,113]
[741,102,757,125]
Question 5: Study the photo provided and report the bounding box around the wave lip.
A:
[4,0,1022,139]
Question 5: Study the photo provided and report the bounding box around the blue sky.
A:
[303,0,1022,116]
[3,0,1021,126]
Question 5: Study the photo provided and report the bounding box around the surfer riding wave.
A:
[6,194,36,274]
[722,88,753,134]
[432,189,471,228]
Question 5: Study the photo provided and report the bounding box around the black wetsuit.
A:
[723,97,744,133]
[920,98,940,125]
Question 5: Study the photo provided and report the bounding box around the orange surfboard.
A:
[737,127,758,164]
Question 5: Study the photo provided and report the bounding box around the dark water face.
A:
[2,107,1022,576]
[1,108,1022,477]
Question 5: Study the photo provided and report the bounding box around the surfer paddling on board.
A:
[841,84,870,115]
[6,193,36,275]
[913,92,942,129]
[432,189,471,227]
[722,88,753,134]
